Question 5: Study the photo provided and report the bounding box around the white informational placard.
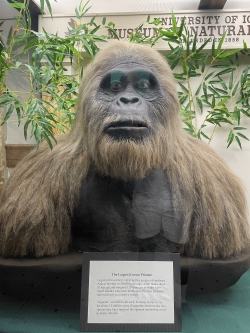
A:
[87,260,174,324]
[80,252,181,332]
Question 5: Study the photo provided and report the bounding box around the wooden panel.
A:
[198,0,227,9]
[5,144,36,168]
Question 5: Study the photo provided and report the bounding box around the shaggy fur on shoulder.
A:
[0,41,249,258]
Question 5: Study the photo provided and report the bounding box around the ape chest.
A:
[72,170,184,251]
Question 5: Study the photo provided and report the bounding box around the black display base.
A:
[0,247,250,297]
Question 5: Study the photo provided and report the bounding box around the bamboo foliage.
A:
[0,0,111,148]
[141,14,250,149]
[0,2,250,149]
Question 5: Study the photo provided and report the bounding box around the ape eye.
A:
[135,79,150,90]
[111,80,123,92]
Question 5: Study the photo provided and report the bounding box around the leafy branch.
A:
[147,12,250,149]
[0,0,111,148]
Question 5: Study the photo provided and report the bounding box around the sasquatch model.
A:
[0,41,249,258]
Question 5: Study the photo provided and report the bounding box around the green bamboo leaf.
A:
[235,52,239,67]
[24,64,35,77]
[234,127,247,130]
[196,97,203,113]
[45,0,53,17]
[162,37,180,45]
[2,104,14,124]
[212,64,231,68]
[186,61,196,70]
[237,132,250,140]
[20,37,38,55]
[201,54,209,73]
[102,17,106,25]
[211,38,216,57]
[206,118,221,126]
[240,109,250,117]
[75,7,81,19]
[171,12,177,33]
[203,82,208,99]
[179,95,188,104]
[217,31,226,55]
[217,76,227,90]
[172,72,183,80]
[209,80,221,84]
[236,97,250,105]
[205,71,215,81]
[0,97,12,108]
[235,107,241,125]
[157,29,176,38]
[169,57,180,69]
[40,0,45,14]
[179,82,189,93]
[215,68,233,76]
[196,38,211,53]
[212,95,215,108]
[218,49,241,59]
[235,136,242,149]
[8,2,25,9]
[218,97,229,105]
[67,43,83,58]
[241,66,250,85]
[200,131,210,140]
[107,27,119,39]
[16,106,21,125]
[216,118,233,125]
[207,86,219,95]
[34,126,42,145]
[6,26,13,46]
[227,130,235,148]
[192,33,197,53]
[82,6,92,17]
[229,71,234,90]
[183,121,195,131]
[177,18,185,37]
[89,25,101,35]
[24,120,31,140]
[42,131,53,150]
[195,84,202,95]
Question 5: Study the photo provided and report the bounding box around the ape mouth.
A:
[105,120,149,140]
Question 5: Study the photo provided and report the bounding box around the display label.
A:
[80,252,181,332]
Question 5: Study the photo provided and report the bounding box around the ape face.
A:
[97,62,164,142]
[85,57,170,181]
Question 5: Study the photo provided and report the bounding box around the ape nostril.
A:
[120,96,139,104]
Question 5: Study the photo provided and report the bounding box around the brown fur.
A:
[0,41,249,258]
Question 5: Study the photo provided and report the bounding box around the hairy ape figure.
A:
[0,41,249,258]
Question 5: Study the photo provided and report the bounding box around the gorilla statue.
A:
[0,41,249,259]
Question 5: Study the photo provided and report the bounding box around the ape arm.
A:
[0,138,88,257]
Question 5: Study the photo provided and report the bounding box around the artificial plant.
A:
[1,2,250,149]
[143,14,250,148]
[0,0,116,148]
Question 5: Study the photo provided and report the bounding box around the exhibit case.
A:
[1,1,250,332]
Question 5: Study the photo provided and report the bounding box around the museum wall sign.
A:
[39,10,250,50]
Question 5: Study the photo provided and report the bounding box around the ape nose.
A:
[119,96,140,104]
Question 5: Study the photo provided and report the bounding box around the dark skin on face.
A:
[98,63,163,141]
